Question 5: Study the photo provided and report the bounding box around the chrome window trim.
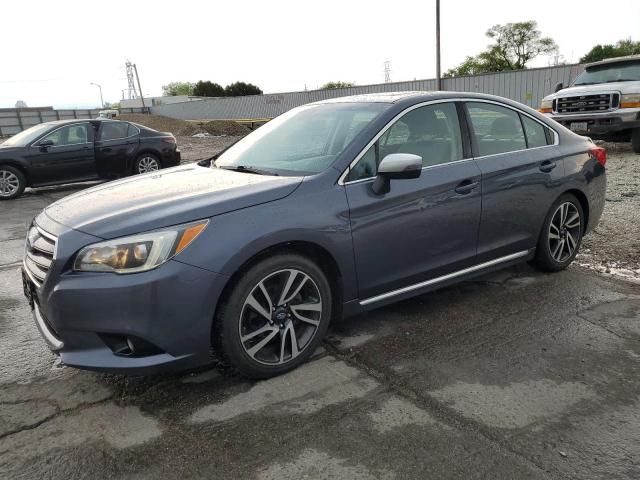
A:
[359,250,530,306]
[338,97,559,185]
[33,122,93,148]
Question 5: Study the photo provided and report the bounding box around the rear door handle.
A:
[539,161,557,172]
[454,180,479,195]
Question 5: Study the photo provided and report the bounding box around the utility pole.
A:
[90,83,104,108]
[435,0,442,90]
[384,60,391,83]
[133,63,146,111]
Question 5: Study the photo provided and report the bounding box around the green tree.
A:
[224,82,263,97]
[193,81,226,97]
[580,38,640,63]
[445,21,557,77]
[321,81,355,89]
[162,81,195,96]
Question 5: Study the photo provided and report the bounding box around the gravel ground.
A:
[578,142,640,281]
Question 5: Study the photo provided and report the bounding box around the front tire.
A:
[533,193,584,272]
[133,154,161,175]
[213,253,332,379]
[0,166,26,200]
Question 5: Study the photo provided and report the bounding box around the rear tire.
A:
[213,253,332,379]
[631,128,640,154]
[0,166,26,200]
[532,193,584,272]
[133,154,161,175]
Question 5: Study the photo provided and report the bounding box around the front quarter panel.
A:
[174,175,358,302]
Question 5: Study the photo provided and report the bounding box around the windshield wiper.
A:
[604,78,637,83]
[218,165,279,176]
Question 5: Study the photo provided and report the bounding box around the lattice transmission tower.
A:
[384,60,391,83]
[125,60,139,99]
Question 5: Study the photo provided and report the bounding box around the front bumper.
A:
[547,108,640,135]
[25,257,228,375]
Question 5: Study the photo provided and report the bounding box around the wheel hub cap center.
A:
[273,306,289,326]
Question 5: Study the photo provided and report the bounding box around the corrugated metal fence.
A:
[0,107,146,137]
[151,64,584,121]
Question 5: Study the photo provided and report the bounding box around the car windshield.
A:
[574,61,640,85]
[2,123,51,147]
[215,102,388,175]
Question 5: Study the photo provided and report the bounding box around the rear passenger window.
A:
[521,115,550,148]
[467,103,526,156]
[99,122,129,141]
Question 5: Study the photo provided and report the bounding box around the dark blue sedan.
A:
[23,92,606,378]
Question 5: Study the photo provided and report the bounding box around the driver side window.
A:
[346,102,463,182]
[39,123,90,147]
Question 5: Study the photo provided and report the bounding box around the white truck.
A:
[539,55,640,153]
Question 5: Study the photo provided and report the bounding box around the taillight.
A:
[162,136,176,144]
[590,146,606,167]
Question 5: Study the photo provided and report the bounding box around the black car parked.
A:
[0,119,180,199]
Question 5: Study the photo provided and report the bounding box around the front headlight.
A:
[620,93,640,108]
[538,98,553,113]
[73,221,208,273]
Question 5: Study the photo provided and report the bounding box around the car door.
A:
[464,101,564,262]
[27,123,96,185]
[344,101,482,301]
[95,122,140,177]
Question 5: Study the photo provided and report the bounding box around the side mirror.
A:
[554,82,564,93]
[37,139,54,151]
[371,153,422,195]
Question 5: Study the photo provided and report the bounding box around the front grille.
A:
[24,225,56,286]
[555,93,619,114]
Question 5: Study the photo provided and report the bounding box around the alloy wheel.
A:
[548,202,581,263]
[239,269,322,365]
[137,157,159,173]
[0,170,20,197]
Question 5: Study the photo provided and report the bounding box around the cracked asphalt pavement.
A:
[1,172,639,479]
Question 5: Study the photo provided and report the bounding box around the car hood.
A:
[43,164,303,239]
[545,81,640,100]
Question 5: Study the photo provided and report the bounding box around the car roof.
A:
[585,54,640,68]
[311,90,526,106]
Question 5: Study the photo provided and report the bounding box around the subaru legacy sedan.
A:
[0,119,180,200]
[22,92,606,378]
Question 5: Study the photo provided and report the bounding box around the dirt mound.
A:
[118,114,200,136]
[118,114,250,137]
[199,120,251,136]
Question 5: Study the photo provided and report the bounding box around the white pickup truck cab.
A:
[539,55,640,153]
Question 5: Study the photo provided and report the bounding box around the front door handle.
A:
[454,180,479,195]
[539,161,557,173]
[101,147,112,153]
